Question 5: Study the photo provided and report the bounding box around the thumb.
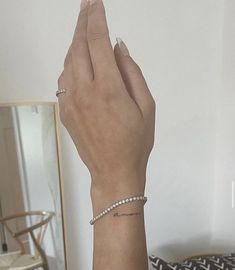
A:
[114,38,155,116]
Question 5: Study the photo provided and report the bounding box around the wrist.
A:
[90,171,146,216]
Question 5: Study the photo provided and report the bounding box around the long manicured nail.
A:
[80,0,88,10]
[116,37,130,56]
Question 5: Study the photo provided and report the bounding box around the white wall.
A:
[210,0,235,252]
[0,0,234,269]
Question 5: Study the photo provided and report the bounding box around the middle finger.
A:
[69,0,93,82]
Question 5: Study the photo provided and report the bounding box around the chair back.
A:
[0,211,54,268]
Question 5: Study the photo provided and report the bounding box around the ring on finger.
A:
[56,88,68,97]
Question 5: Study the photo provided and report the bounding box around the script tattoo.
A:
[113,212,141,217]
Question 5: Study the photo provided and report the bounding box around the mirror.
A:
[0,103,67,270]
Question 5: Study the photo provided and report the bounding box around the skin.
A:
[57,0,156,269]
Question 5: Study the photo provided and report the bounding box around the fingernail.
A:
[80,0,88,10]
[116,37,130,56]
[88,0,97,5]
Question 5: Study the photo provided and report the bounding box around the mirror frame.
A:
[0,101,68,270]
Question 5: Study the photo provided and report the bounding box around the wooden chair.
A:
[0,251,21,269]
[0,211,54,270]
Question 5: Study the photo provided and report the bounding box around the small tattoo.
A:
[113,212,141,217]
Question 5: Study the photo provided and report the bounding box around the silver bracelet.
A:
[90,195,147,225]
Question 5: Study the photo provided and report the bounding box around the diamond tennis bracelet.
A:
[90,195,147,225]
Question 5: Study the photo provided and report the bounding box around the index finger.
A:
[87,0,120,79]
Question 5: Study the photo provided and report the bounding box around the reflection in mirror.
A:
[0,104,66,270]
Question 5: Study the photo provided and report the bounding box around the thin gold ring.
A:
[56,89,67,97]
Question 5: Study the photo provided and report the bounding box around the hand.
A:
[58,2,153,269]
[57,0,156,197]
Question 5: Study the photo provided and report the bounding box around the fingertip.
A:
[88,0,97,5]
[115,37,130,57]
[87,0,119,78]
[114,40,139,73]
[114,40,130,65]
[80,0,88,11]
[87,0,105,14]
[88,0,103,6]
[114,42,121,57]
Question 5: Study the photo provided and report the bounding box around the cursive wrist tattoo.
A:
[113,211,141,217]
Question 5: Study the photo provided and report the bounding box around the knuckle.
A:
[87,31,109,42]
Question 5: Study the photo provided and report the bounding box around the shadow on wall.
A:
[150,233,235,263]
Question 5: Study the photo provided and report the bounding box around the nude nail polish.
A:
[80,0,88,10]
[116,37,130,56]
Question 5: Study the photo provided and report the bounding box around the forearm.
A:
[91,173,149,270]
